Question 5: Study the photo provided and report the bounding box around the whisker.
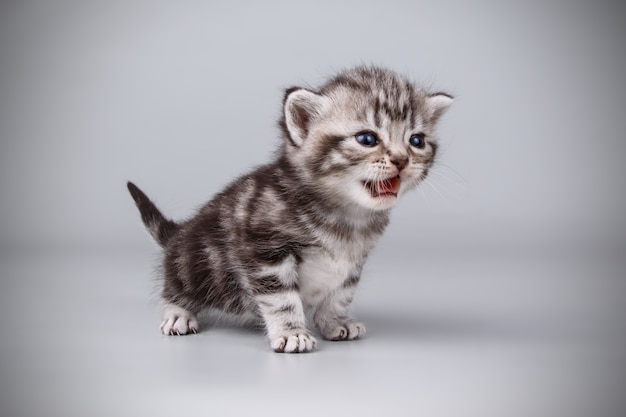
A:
[417,181,429,203]
[433,162,467,184]
[426,169,468,190]
[422,178,445,200]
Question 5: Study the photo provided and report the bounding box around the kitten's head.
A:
[280,66,453,211]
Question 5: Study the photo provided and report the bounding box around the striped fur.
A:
[128,66,452,353]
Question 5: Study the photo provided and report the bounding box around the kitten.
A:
[128,66,453,353]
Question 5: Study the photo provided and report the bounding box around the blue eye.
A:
[355,132,378,147]
[409,134,426,149]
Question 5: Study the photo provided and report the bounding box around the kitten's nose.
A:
[390,155,409,171]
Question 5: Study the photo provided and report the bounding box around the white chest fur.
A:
[297,236,375,309]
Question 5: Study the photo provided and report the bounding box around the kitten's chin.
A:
[361,193,398,211]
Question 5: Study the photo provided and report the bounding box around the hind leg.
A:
[160,303,199,335]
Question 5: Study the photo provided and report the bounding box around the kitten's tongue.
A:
[366,176,401,197]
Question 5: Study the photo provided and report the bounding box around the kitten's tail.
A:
[127,181,180,247]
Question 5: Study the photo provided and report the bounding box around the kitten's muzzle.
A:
[390,156,409,171]
[363,175,401,198]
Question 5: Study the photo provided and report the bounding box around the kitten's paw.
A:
[320,321,366,341]
[270,332,317,353]
[160,303,199,336]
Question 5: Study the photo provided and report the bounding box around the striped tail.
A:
[127,181,179,247]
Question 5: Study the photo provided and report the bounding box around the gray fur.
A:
[128,66,453,353]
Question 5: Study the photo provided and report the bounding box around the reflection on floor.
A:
[0,246,624,417]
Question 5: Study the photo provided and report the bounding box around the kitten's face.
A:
[282,68,452,212]
[305,92,439,211]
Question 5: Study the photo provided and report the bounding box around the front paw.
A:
[160,304,199,336]
[319,321,366,341]
[270,331,318,353]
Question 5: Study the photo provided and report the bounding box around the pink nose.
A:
[390,156,408,171]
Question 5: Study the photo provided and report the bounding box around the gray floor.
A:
[1,245,624,417]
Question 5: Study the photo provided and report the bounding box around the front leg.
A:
[251,256,317,353]
[314,275,366,341]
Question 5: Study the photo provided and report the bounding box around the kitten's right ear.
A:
[283,87,327,147]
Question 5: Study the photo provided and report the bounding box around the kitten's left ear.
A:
[283,87,328,147]
[426,92,454,124]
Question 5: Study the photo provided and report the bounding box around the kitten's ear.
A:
[426,92,454,124]
[283,87,327,146]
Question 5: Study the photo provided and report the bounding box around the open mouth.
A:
[363,176,401,198]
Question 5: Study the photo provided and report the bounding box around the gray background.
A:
[1,1,625,416]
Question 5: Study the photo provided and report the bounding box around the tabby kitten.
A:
[128,66,452,353]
